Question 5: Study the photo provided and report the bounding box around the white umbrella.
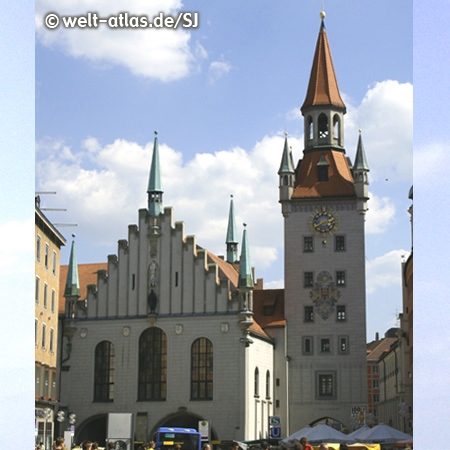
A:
[281,423,355,445]
[347,425,371,441]
[359,424,412,444]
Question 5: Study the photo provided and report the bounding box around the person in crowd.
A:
[82,441,92,450]
[231,442,239,450]
[202,443,211,450]
[54,437,66,449]
[340,444,349,450]
[318,444,329,450]
[300,438,313,450]
[107,442,115,450]
[91,442,99,450]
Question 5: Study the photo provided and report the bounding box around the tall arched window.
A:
[318,113,329,139]
[254,367,259,397]
[138,327,167,401]
[94,341,115,402]
[191,337,213,400]
[333,114,340,143]
[266,370,271,399]
[308,116,313,140]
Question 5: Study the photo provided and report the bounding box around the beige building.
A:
[35,195,66,448]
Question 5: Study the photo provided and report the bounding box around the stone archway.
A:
[76,414,108,446]
[309,416,347,432]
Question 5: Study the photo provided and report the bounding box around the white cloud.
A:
[365,191,396,234]
[344,80,413,182]
[209,58,231,83]
[35,0,206,81]
[366,249,409,294]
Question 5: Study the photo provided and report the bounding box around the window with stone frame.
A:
[336,271,346,286]
[304,306,314,323]
[338,336,349,354]
[94,340,115,402]
[321,338,331,353]
[316,371,337,400]
[303,336,313,355]
[266,370,271,399]
[191,337,213,400]
[335,235,346,252]
[254,367,259,397]
[138,327,167,401]
[303,236,314,253]
[337,305,346,321]
[304,272,314,287]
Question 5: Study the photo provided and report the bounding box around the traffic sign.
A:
[269,427,281,439]
[71,425,75,437]
[269,416,281,427]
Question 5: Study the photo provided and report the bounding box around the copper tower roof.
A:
[301,21,346,113]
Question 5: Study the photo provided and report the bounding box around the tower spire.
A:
[226,195,238,264]
[64,234,80,318]
[353,130,370,214]
[238,223,253,289]
[147,131,163,216]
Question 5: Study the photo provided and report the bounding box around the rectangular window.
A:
[373,365,379,374]
[51,370,57,400]
[321,338,331,353]
[36,235,41,261]
[35,319,38,346]
[52,251,57,275]
[303,337,313,355]
[50,328,54,353]
[304,272,314,287]
[336,271,346,286]
[337,305,346,321]
[42,324,46,349]
[335,235,346,252]
[175,271,179,287]
[339,337,348,354]
[35,365,41,397]
[374,408,378,417]
[43,284,48,309]
[303,236,313,252]
[373,379,379,388]
[51,290,55,314]
[318,374,334,398]
[44,244,49,269]
[304,306,314,323]
[44,368,50,399]
[132,274,136,290]
[35,277,40,303]
[374,394,379,403]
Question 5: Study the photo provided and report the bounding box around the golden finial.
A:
[359,128,362,133]
[285,132,288,137]
[320,1,326,19]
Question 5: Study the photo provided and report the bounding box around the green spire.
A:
[147,131,164,216]
[278,135,295,174]
[226,195,238,263]
[238,224,253,289]
[64,234,80,297]
[354,131,369,171]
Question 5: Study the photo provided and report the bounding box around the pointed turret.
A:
[353,130,370,214]
[147,131,163,216]
[238,224,253,289]
[64,234,80,318]
[278,134,296,214]
[301,12,345,151]
[226,195,238,264]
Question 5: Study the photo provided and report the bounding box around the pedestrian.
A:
[231,442,239,450]
[54,437,66,449]
[91,442,99,450]
[261,442,269,450]
[318,444,329,450]
[300,438,313,450]
[202,443,211,450]
[82,441,92,450]
[340,445,349,450]
[107,442,115,450]
[148,441,156,450]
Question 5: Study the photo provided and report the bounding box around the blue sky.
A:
[9,0,448,445]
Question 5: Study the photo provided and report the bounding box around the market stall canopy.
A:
[281,423,355,445]
[347,425,371,441]
[359,424,412,445]
[311,445,380,450]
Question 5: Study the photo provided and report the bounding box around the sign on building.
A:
[269,427,281,439]
[198,420,210,443]
[269,416,281,427]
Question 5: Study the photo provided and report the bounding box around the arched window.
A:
[318,113,329,139]
[191,337,213,400]
[266,370,271,399]
[94,341,115,402]
[255,367,259,397]
[138,327,167,401]
[333,115,340,142]
[308,116,313,140]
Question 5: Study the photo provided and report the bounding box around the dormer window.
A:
[318,113,329,139]
[317,154,330,182]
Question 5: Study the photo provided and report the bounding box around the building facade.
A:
[35,195,66,448]
[57,13,372,445]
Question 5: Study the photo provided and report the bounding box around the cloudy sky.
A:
[3,0,445,446]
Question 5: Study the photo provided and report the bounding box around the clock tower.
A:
[279,11,369,431]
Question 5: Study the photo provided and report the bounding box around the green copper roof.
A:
[64,234,80,297]
[147,131,163,193]
[238,224,253,289]
[354,132,370,171]
[226,195,238,244]
[408,185,413,200]
[317,153,330,166]
[278,136,295,174]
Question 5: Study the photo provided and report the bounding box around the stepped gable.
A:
[292,150,355,199]
[202,246,239,291]
[253,289,285,328]
[59,262,107,315]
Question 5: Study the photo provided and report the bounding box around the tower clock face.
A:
[309,207,339,235]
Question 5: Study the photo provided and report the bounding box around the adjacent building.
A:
[35,195,66,448]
